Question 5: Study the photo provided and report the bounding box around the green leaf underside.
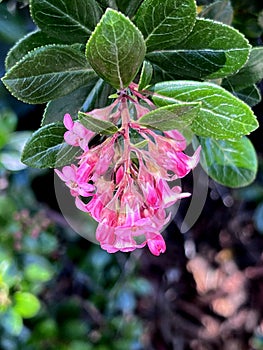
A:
[21,123,80,168]
[78,111,118,134]
[86,8,146,89]
[2,45,97,104]
[135,0,196,52]
[234,85,261,107]
[199,0,233,25]
[42,82,98,125]
[222,47,263,90]
[5,30,63,70]
[138,61,153,91]
[147,18,251,80]
[29,0,103,43]
[138,102,200,131]
[150,81,258,139]
[196,136,258,188]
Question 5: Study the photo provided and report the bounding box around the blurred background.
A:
[0,0,263,349]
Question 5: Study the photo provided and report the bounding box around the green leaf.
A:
[194,136,258,188]
[21,122,80,168]
[147,18,251,80]
[78,111,118,134]
[2,45,97,104]
[234,85,261,107]
[42,82,98,125]
[222,47,263,90]
[86,8,146,89]
[199,0,233,25]
[29,0,103,43]
[138,102,200,131]
[13,292,41,319]
[150,81,258,139]
[5,30,63,70]
[134,0,196,52]
[138,61,153,91]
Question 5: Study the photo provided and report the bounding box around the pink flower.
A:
[164,129,187,150]
[86,100,120,124]
[155,178,191,207]
[77,136,116,182]
[55,88,201,256]
[134,103,154,119]
[146,232,166,256]
[63,114,94,150]
[96,216,167,255]
[96,221,146,253]
[75,178,114,221]
[55,164,94,197]
[147,131,201,178]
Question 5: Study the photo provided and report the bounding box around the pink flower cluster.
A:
[55,86,200,256]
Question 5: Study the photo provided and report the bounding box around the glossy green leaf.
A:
[150,81,258,139]
[78,111,118,134]
[234,85,261,107]
[42,82,98,125]
[138,102,200,131]
[138,61,153,91]
[86,8,146,89]
[135,0,196,52]
[199,0,233,25]
[21,123,80,168]
[13,292,41,319]
[29,0,103,43]
[194,136,258,187]
[5,30,63,70]
[222,47,263,90]
[147,18,251,80]
[2,45,97,104]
